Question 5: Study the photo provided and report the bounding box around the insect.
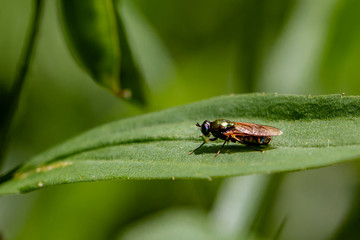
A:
[188,119,283,157]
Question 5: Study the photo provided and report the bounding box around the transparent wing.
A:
[228,122,283,136]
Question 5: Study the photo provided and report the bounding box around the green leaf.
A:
[115,7,147,104]
[119,0,175,94]
[1,93,360,195]
[58,0,124,96]
[0,0,44,166]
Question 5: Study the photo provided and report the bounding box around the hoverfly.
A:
[188,119,283,157]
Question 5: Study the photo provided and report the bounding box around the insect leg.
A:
[214,136,230,158]
[188,138,217,155]
[232,135,264,153]
[214,139,228,158]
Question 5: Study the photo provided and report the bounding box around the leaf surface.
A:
[1,93,360,195]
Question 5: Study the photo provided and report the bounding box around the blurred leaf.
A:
[235,0,296,92]
[319,0,360,94]
[119,0,175,94]
[1,93,360,195]
[248,174,285,239]
[14,182,129,240]
[115,5,146,104]
[332,170,360,240]
[257,0,338,94]
[13,180,220,240]
[0,0,44,167]
[58,0,126,96]
[271,216,287,240]
[0,80,10,139]
[117,208,215,240]
[209,175,269,239]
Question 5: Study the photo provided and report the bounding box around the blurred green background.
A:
[1,0,360,239]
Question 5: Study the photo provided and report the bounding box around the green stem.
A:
[0,0,44,169]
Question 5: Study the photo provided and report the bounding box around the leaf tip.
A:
[114,88,132,99]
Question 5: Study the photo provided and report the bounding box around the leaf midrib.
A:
[37,139,360,163]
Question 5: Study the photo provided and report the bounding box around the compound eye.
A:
[201,120,211,137]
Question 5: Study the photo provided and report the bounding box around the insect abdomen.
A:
[240,136,271,145]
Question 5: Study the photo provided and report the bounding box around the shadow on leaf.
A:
[191,143,277,155]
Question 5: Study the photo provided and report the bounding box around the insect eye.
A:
[201,120,211,137]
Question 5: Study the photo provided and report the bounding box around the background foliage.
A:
[1,0,360,239]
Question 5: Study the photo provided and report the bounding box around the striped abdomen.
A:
[238,136,271,145]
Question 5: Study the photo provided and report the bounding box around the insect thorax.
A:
[211,119,234,131]
[209,119,234,139]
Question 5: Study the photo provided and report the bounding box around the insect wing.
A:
[230,122,283,136]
